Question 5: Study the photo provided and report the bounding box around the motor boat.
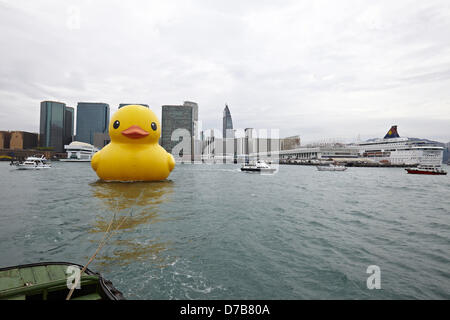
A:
[405,165,447,175]
[13,155,51,170]
[316,164,347,171]
[241,160,277,173]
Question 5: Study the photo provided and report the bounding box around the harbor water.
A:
[0,162,449,299]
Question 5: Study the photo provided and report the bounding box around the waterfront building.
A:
[64,106,74,146]
[201,129,243,163]
[0,131,38,150]
[234,136,248,163]
[222,104,233,139]
[281,136,301,151]
[277,144,360,162]
[244,128,256,156]
[119,103,149,109]
[201,127,284,163]
[222,105,234,163]
[76,102,110,146]
[61,141,98,162]
[40,101,69,152]
[161,101,199,161]
[9,131,38,150]
[0,131,11,149]
[242,129,282,162]
[201,129,218,161]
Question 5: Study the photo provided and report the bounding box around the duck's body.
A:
[92,143,175,181]
[91,105,175,182]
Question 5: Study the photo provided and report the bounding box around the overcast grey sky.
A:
[1,0,449,143]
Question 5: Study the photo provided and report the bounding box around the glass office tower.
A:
[39,101,67,152]
[223,104,233,139]
[76,102,110,145]
[64,106,74,146]
[161,101,198,160]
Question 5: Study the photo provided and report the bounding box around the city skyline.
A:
[3,97,450,145]
[0,1,450,143]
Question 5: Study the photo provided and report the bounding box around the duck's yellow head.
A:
[109,105,161,144]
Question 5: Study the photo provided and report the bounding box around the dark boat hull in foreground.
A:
[0,262,124,300]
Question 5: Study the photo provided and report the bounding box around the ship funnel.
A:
[384,125,400,139]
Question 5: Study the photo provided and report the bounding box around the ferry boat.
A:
[241,160,277,173]
[13,155,51,170]
[316,164,347,171]
[60,141,99,162]
[357,126,444,166]
[405,165,447,175]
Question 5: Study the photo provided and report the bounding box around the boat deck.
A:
[0,262,118,300]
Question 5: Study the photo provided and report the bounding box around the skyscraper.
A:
[76,102,110,145]
[223,104,233,139]
[40,101,67,152]
[221,104,234,162]
[64,106,74,146]
[161,101,198,161]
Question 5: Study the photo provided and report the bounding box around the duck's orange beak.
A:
[121,125,149,139]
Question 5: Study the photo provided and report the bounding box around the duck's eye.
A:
[113,120,120,129]
[151,122,157,131]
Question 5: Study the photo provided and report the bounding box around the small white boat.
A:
[241,160,277,173]
[13,155,51,170]
[316,164,347,171]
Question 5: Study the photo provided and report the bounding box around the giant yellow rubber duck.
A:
[91,105,175,181]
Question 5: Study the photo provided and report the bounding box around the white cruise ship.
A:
[357,126,444,166]
[61,141,99,162]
